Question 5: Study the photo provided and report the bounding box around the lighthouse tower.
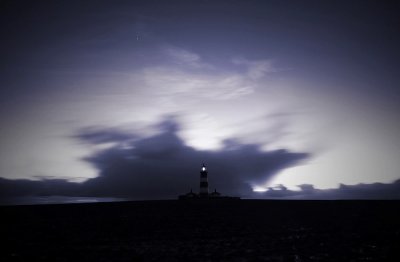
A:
[199,163,209,197]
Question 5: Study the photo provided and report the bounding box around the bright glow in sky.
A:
[1,46,399,191]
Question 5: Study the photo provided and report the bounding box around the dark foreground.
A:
[2,200,400,261]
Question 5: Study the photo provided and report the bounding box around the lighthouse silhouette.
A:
[199,163,209,197]
[178,163,240,200]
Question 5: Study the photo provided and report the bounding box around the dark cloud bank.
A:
[258,181,400,200]
[1,119,399,200]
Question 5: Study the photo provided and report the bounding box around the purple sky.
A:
[1,0,399,200]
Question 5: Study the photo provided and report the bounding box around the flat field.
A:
[2,200,400,261]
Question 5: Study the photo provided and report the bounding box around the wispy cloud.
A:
[139,47,277,101]
[141,67,254,100]
[232,57,277,80]
[165,47,207,68]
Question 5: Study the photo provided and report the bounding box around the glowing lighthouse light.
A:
[202,166,206,171]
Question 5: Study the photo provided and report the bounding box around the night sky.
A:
[1,0,400,201]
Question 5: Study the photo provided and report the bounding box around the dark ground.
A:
[1,200,400,261]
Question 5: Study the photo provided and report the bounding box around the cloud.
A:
[142,66,255,101]
[0,178,81,197]
[232,58,277,80]
[255,180,400,199]
[0,118,309,200]
[75,127,137,144]
[137,48,277,103]
[165,47,206,68]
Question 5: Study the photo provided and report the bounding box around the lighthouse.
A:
[199,163,209,197]
[178,163,240,200]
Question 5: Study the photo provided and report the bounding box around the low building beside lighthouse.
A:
[178,163,240,200]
